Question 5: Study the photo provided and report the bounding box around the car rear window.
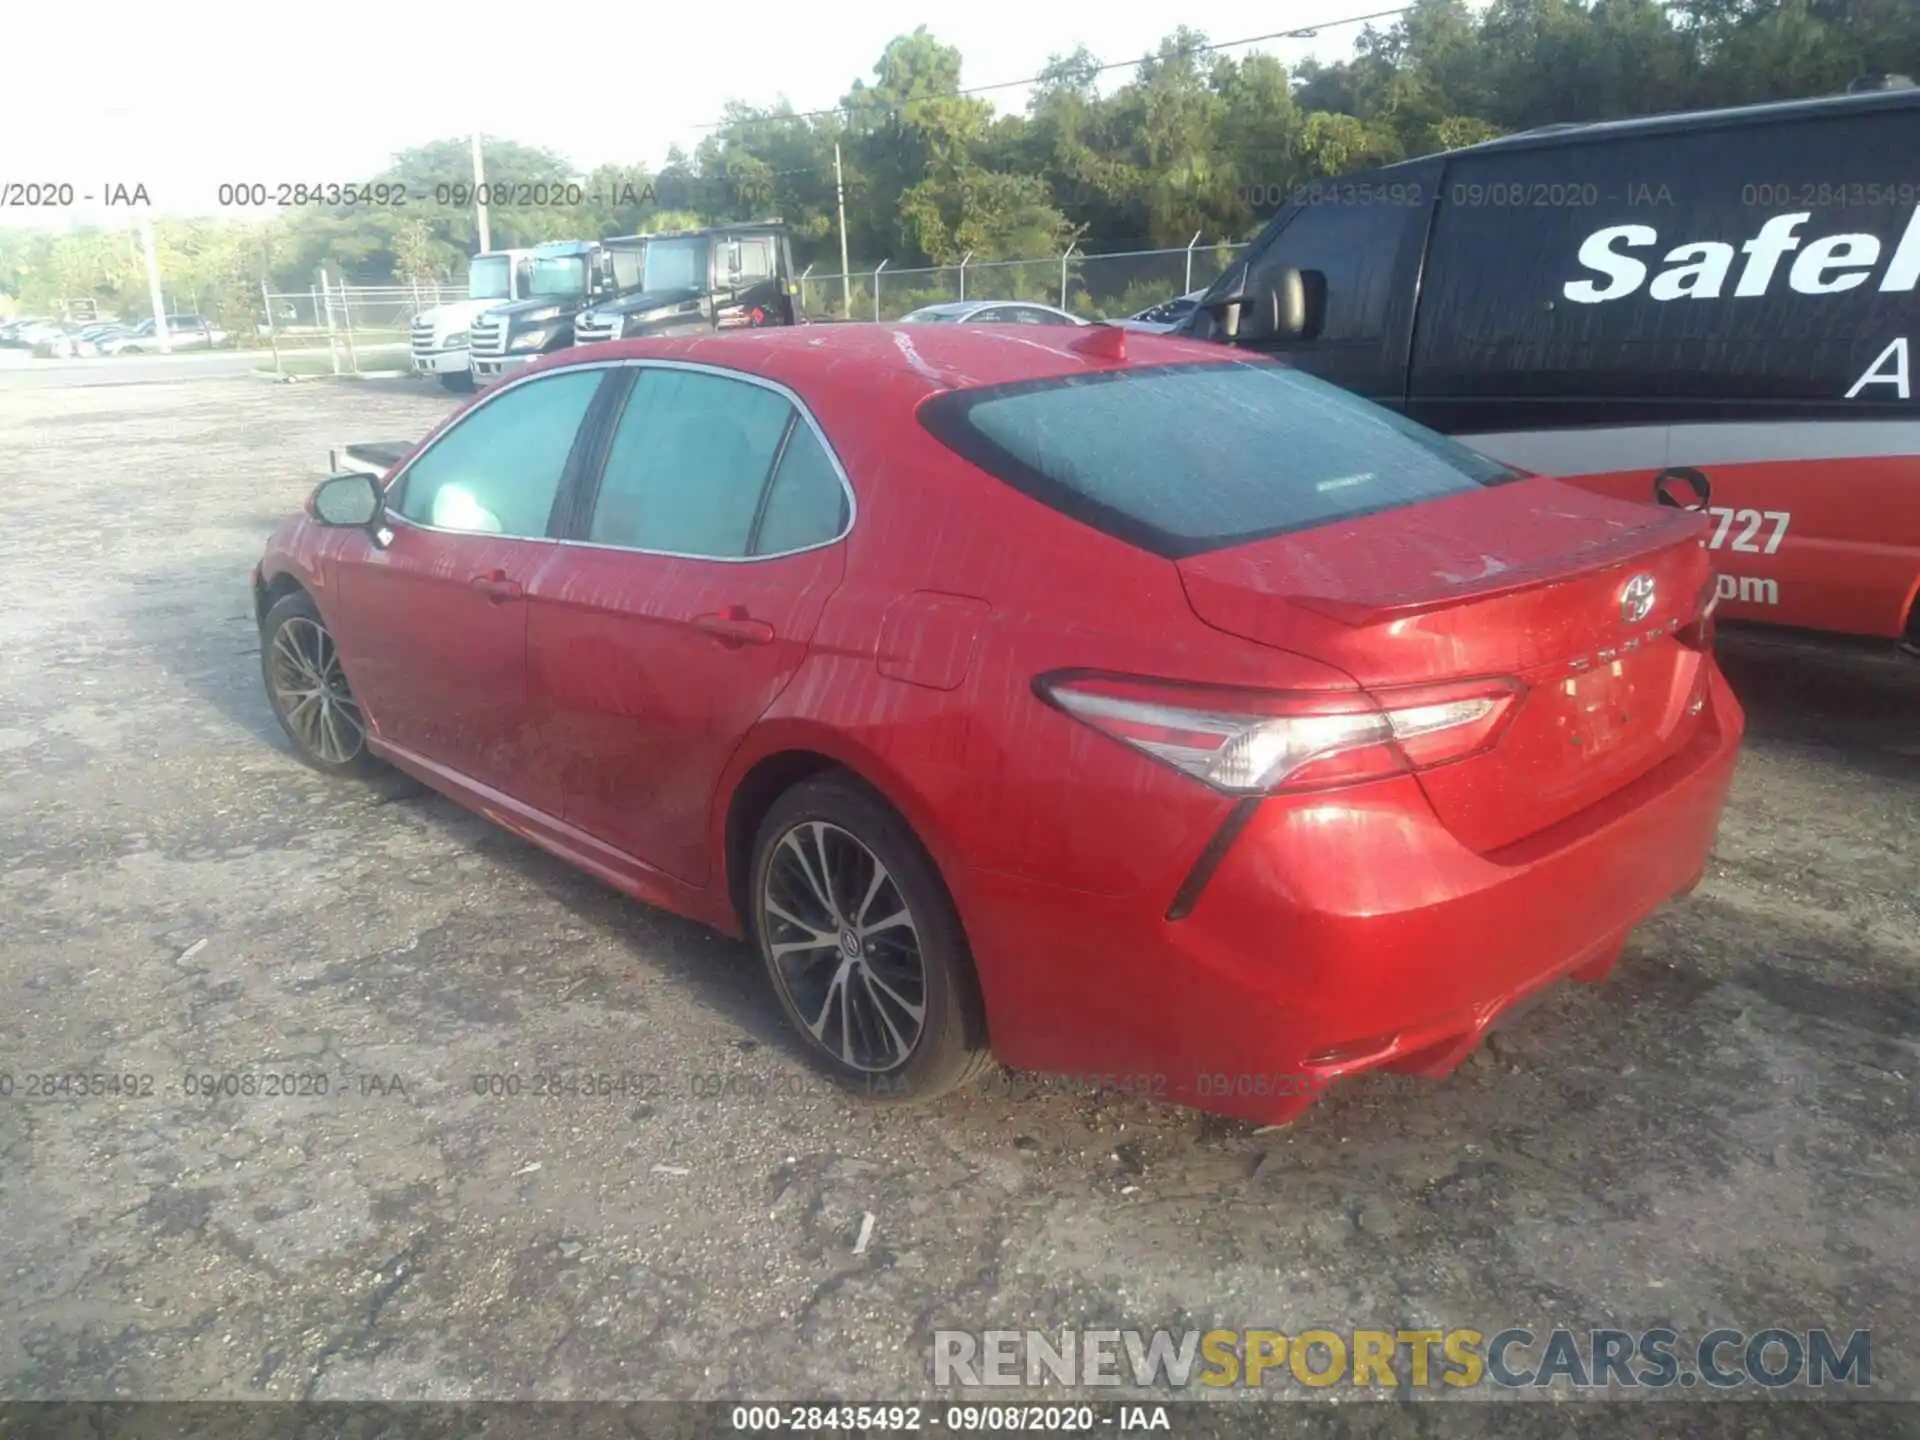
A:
[917,360,1519,559]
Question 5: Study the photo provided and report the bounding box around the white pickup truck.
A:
[408,248,537,392]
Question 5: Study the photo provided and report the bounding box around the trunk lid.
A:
[1175,477,1715,852]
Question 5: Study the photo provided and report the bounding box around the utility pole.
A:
[139,216,171,355]
[834,140,852,315]
[470,132,491,252]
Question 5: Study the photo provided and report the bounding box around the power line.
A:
[684,8,1414,139]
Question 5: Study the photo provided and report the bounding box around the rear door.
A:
[1410,98,1920,637]
[526,362,851,883]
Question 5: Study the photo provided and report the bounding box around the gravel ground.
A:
[0,372,1914,1418]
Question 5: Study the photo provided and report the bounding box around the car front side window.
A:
[391,368,605,538]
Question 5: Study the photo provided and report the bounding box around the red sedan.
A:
[252,324,1744,1125]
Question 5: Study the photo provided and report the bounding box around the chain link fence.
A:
[251,240,1250,376]
[798,240,1249,322]
[258,280,468,377]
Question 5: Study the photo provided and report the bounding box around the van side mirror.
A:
[1199,266,1325,344]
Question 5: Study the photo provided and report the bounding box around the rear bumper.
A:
[961,665,1744,1124]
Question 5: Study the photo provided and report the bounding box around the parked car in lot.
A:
[253,325,1742,1125]
[900,300,1085,326]
[0,317,54,343]
[116,314,231,352]
[1184,83,1920,652]
[78,322,133,351]
[1116,290,1206,333]
[39,325,98,357]
[0,318,63,349]
[0,319,105,357]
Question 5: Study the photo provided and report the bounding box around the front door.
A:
[327,366,609,809]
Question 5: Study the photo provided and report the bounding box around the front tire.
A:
[750,776,991,1101]
[260,590,380,778]
[439,370,475,393]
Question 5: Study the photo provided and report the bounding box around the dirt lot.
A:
[0,372,1915,1416]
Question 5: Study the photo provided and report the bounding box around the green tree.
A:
[6,10,1911,315]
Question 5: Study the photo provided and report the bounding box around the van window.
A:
[919,360,1516,560]
[1244,198,1412,343]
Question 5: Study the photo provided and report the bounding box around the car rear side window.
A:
[589,368,793,557]
[919,360,1518,559]
[754,422,850,555]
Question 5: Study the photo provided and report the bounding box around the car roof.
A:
[528,322,1240,408]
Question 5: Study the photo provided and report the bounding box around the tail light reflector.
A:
[1035,673,1522,796]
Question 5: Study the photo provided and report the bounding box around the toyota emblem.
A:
[1620,573,1657,624]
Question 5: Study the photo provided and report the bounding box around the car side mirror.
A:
[309,473,383,528]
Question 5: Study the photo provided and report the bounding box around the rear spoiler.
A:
[1286,504,1710,627]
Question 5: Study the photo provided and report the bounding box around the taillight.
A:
[1035,673,1522,796]
[1675,574,1722,651]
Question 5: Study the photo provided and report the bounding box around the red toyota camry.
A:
[252,323,1744,1125]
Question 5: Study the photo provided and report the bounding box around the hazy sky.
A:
[4,0,1399,230]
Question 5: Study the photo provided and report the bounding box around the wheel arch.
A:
[716,727,969,944]
[254,565,314,628]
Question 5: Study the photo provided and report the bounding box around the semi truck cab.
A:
[409,248,536,392]
[467,240,611,385]
[572,222,801,345]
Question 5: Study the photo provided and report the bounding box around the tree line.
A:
[3,0,1913,327]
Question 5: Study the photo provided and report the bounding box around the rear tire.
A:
[750,776,992,1101]
[439,370,475,393]
[259,590,382,780]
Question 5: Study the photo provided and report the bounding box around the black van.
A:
[1184,85,1920,646]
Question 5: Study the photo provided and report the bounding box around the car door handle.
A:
[469,570,522,603]
[694,607,775,646]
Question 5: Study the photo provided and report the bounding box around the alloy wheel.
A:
[760,820,928,1073]
[267,616,365,765]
